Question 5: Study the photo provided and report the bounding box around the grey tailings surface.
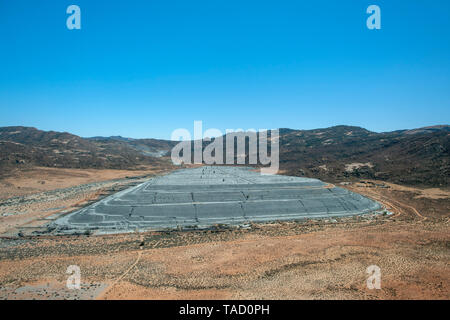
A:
[53,166,382,234]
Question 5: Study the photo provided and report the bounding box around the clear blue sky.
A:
[1,0,449,139]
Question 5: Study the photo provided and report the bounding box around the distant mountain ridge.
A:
[0,125,448,186]
[0,126,175,171]
[86,135,178,158]
[277,125,449,187]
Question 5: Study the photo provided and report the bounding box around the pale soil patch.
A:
[0,280,107,300]
[0,187,105,235]
[379,182,449,200]
[414,188,449,200]
[349,179,450,200]
[0,166,164,199]
[345,162,374,172]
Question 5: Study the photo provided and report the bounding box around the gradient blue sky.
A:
[1,0,449,139]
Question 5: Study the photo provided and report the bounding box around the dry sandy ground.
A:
[0,169,448,300]
[0,166,165,199]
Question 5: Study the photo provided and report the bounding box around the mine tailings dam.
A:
[53,166,382,234]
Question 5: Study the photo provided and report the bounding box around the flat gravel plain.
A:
[53,166,381,233]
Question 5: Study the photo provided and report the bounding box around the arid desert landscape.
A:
[0,126,448,299]
[2,1,450,306]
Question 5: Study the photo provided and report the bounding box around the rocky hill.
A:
[0,127,175,173]
[278,125,449,187]
[0,125,448,187]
